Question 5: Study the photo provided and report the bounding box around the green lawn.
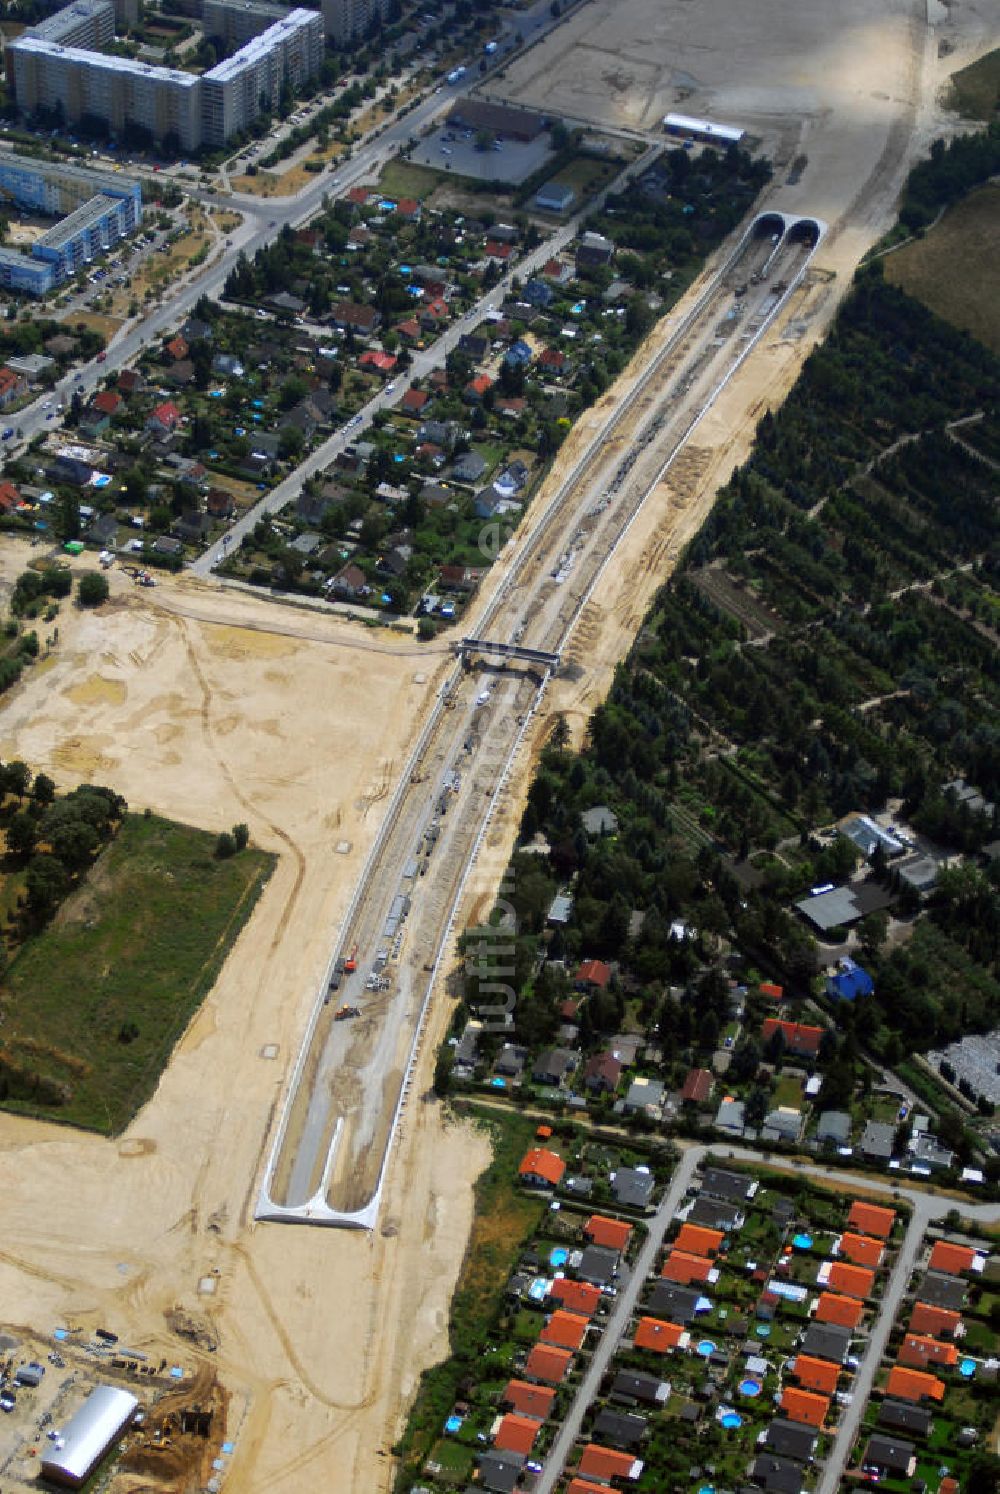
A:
[377,158,454,201]
[1,812,274,1132]
[945,46,1000,119]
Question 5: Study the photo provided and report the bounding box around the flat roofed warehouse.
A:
[40,1385,138,1487]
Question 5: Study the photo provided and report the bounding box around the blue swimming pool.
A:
[793,1232,813,1249]
[696,1339,716,1357]
[550,1247,569,1268]
[720,1412,742,1430]
[960,1358,976,1378]
[490,1077,506,1089]
[445,1414,463,1434]
[755,1324,771,1338]
[739,1378,762,1397]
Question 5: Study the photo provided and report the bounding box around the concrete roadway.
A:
[533,1143,1000,1494]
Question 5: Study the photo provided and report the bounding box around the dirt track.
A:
[0,0,992,1485]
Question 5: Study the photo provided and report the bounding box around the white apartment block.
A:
[322,0,390,47]
[7,0,323,151]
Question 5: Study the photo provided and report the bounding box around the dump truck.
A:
[334,1005,360,1021]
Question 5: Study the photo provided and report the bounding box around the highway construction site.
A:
[258,211,825,1229]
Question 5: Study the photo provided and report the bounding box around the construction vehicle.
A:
[344,945,358,973]
[333,1004,360,1021]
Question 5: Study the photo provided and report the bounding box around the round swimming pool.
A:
[792,1232,813,1249]
[696,1339,716,1357]
[720,1412,742,1430]
[549,1247,569,1268]
[959,1358,976,1378]
[755,1324,771,1338]
[739,1378,762,1397]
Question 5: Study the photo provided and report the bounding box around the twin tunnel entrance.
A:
[752,210,825,248]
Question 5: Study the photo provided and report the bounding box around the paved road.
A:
[815,1196,936,1494]
[531,1148,702,1494]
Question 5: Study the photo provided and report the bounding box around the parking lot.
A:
[410,124,555,185]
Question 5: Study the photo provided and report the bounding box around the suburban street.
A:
[531,1148,703,1494]
[532,1143,1000,1493]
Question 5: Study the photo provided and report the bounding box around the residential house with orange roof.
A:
[909,1302,962,1339]
[792,1355,840,1396]
[501,1381,555,1420]
[886,1367,946,1402]
[661,1250,714,1285]
[847,1201,896,1238]
[674,1224,724,1257]
[585,1216,632,1252]
[827,1261,874,1299]
[0,479,21,513]
[759,981,784,1000]
[815,1293,864,1329]
[541,1310,589,1351]
[549,1279,602,1317]
[578,1445,644,1482]
[518,1148,565,1188]
[898,1334,959,1370]
[761,1018,824,1057]
[633,1318,687,1354]
[779,1387,830,1428]
[928,1241,982,1276]
[494,1413,539,1455]
[0,365,27,407]
[575,959,612,990]
[567,1482,611,1494]
[525,1343,572,1384]
[839,1233,884,1269]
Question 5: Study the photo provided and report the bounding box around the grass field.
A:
[885,185,1000,353]
[1,812,274,1132]
[945,46,1000,120]
[377,158,452,201]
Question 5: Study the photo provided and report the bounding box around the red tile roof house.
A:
[681,1068,714,1104]
[463,373,492,402]
[165,334,188,361]
[910,1302,962,1339]
[780,1388,830,1428]
[145,401,182,437]
[538,346,567,374]
[660,1250,714,1285]
[674,1224,724,1257]
[518,1147,566,1189]
[0,365,27,407]
[826,1261,875,1299]
[585,1216,632,1252]
[502,1380,556,1420]
[633,1317,687,1353]
[898,1334,959,1370]
[332,300,381,334]
[928,1241,984,1276]
[549,1279,602,1317]
[485,239,514,260]
[395,197,422,221]
[761,1018,824,1058]
[847,1202,896,1239]
[358,350,397,376]
[400,388,430,416]
[575,959,611,991]
[118,368,145,396]
[524,1343,572,1384]
[567,1483,614,1494]
[837,1233,884,1269]
[815,1292,864,1329]
[395,317,423,344]
[0,479,21,513]
[92,390,122,417]
[541,1310,589,1351]
[578,1445,644,1482]
[494,1412,539,1455]
[345,185,370,206]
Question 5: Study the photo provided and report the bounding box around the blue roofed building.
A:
[504,339,533,368]
[826,957,874,1001]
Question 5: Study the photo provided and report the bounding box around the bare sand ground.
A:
[0,0,991,1486]
[0,556,489,1491]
